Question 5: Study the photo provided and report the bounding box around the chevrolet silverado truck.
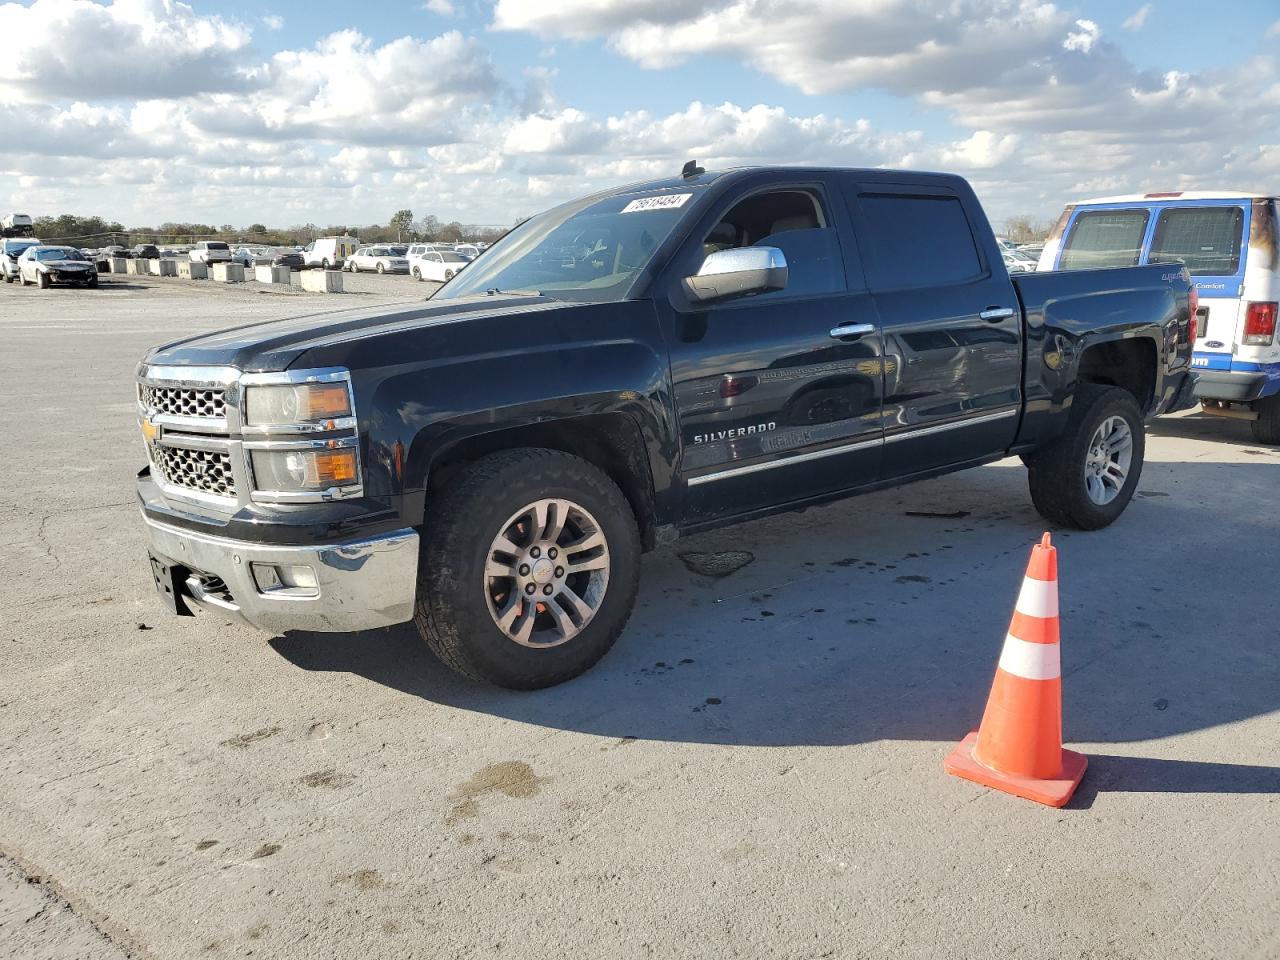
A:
[137,165,1196,688]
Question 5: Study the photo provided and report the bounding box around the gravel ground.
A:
[1,273,1278,959]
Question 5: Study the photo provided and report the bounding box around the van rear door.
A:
[1145,203,1249,369]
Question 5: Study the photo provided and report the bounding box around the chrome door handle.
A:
[830,322,876,340]
[980,307,1016,322]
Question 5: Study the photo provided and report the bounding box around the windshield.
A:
[37,248,83,261]
[435,189,698,302]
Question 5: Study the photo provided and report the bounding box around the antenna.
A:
[681,160,705,179]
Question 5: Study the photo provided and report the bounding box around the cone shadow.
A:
[1066,755,1280,809]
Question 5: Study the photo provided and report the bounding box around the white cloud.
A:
[423,0,458,15]
[0,0,256,101]
[1,0,1279,232]
[496,0,1075,97]
[1063,18,1100,53]
[1267,20,1280,39]
[1122,4,1152,31]
[262,13,284,30]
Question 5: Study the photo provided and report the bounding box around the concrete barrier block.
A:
[300,269,343,293]
[177,260,208,280]
[109,258,130,274]
[125,259,141,275]
[254,265,291,285]
[155,259,178,277]
[212,262,245,283]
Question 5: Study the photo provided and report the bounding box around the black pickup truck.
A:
[136,165,1196,688]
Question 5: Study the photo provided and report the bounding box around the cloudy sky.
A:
[1,0,1278,229]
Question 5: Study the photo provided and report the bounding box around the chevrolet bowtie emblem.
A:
[141,415,160,443]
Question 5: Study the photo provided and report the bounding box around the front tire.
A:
[415,448,641,689]
[37,271,48,289]
[1026,384,1145,530]
[1250,395,1280,445]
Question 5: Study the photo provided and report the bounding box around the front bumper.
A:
[144,515,419,633]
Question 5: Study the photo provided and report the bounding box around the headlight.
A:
[250,443,359,493]
[239,368,362,502]
[243,380,352,427]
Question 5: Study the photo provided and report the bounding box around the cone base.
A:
[944,731,1088,808]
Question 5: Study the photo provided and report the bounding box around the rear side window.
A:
[856,194,982,290]
[1059,210,1149,270]
[1148,206,1245,276]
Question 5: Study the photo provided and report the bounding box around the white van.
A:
[303,236,359,269]
[1040,192,1280,443]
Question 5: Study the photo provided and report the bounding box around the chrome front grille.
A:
[141,384,227,419]
[149,443,237,498]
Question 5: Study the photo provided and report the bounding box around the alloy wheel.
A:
[483,498,610,648]
[1083,415,1133,505]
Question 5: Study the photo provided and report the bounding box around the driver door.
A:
[658,177,885,523]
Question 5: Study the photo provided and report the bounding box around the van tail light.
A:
[1244,302,1278,346]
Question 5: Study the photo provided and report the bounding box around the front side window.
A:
[1148,206,1245,276]
[696,188,845,301]
[856,193,982,290]
[1058,209,1150,270]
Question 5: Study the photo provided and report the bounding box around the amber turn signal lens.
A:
[307,449,358,485]
[299,382,352,420]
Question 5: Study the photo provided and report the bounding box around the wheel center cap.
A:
[531,558,556,584]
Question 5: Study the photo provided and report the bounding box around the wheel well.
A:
[426,414,658,550]
[1077,339,1156,413]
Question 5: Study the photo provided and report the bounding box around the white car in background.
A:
[17,245,98,288]
[346,246,410,274]
[410,247,469,282]
[1,236,42,281]
[453,244,482,261]
[190,241,233,265]
[232,246,272,267]
[1002,249,1038,273]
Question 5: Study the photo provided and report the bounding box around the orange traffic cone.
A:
[944,532,1087,807]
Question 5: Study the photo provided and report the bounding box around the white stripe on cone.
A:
[1014,576,1058,619]
[997,634,1061,681]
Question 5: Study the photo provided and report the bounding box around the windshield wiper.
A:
[485,287,546,297]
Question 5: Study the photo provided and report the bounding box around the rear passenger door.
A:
[844,182,1022,477]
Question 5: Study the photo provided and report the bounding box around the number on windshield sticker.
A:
[621,194,692,214]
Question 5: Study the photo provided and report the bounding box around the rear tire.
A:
[414,448,641,689]
[1026,384,1145,530]
[376,262,385,274]
[1250,396,1280,445]
[412,267,421,281]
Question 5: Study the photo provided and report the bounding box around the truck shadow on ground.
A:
[1148,410,1276,450]
[271,458,1280,798]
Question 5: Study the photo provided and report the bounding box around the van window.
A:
[1148,206,1245,276]
[857,194,981,290]
[1059,210,1149,270]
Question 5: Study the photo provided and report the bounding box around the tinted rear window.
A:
[857,194,982,290]
[1148,206,1244,276]
[207,242,229,250]
[1059,210,1149,270]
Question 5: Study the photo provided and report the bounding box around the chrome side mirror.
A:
[683,246,788,304]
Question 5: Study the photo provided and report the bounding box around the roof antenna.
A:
[681,159,705,179]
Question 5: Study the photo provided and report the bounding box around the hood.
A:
[143,293,570,371]
[44,259,92,269]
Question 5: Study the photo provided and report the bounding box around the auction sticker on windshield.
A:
[621,193,693,213]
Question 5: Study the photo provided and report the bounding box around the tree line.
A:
[32,211,512,247]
